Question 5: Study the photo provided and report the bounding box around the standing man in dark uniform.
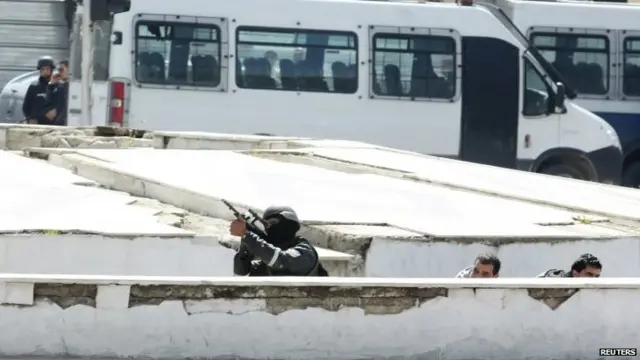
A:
[22,56,55,125]
[229,205,328,276]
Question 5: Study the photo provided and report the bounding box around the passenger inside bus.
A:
[551,56,606,95]
[136,23,221,86]
[625,63,640,96]
[371,35,455,99]
[623,39,640,96]
[534,34,608,96]
[135,26,455,98]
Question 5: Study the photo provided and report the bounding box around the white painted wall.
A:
[3,235,635,279]
[366,237,640,277]
[0,276,636,359]
[0,235,233,276]
[0,235,354,277]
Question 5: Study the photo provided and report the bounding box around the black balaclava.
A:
[266,216,300,249]
[263,205,301,249]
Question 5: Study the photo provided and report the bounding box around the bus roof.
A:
[117,0,514,40]
[498,0,640,29]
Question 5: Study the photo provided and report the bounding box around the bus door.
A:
[459,37,520,168]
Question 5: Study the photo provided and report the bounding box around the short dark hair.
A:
[475,253,501,274]
[571,253,602,272]
[58,60,69,67]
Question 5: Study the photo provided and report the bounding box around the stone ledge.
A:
[0,273,636,288]
[15,283,585,313]
[0,275,635,313]
[1,125,152,150]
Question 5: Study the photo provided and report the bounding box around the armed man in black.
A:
[229,205,328,276]
[23,56,56,125]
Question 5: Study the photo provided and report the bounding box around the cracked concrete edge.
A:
[26,284,577,314]
[245,152,640,224]
[2,126,153,151]
[16,130,626,255]
[298,223,625,263]
[38,150,627,259]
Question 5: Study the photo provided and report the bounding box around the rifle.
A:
[221,199,268,239]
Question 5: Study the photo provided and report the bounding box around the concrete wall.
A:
[4,233,633,279]
[0,235,355,277]
[0,235,232,276]
[0,275,636,359]
[366,237,640,277]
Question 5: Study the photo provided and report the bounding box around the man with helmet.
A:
[229,205,328,276]
[22,56,56,124]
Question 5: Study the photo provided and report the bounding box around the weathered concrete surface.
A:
[0,275,636,359]
[0,124,153,150]
[0,233,355,277]
[0,150,186,235]
[31,147,640,277]
[0,150,354,276]
[272,147,640,220]
[152,131,403,152]
[153,131,311,150]
[365,236,640,277]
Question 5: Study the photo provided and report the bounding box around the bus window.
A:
[371,33,455,100]
[523,58,550,117]
[530,33,609,96]
[134,21,221,87]
[235,27,358,93]
[623,37,640,97]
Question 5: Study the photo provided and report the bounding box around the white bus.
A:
[65,0,622,183]
[482,0,640,186]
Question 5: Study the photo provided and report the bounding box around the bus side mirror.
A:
[554,82,566,113]
[90,0,131,21]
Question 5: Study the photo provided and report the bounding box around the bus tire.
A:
[622,162,640,188]
[539,163,586,180]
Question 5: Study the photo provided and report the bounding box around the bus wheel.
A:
[622,163,640,188]
[539,163,587,180]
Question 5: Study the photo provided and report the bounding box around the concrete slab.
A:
[20,144,640,278]
[151,130,446,153]
[153,131,310,150]
[0,149,356,276]
[289,147,640,221]
[0,151,190,236]
[38,148,623,241]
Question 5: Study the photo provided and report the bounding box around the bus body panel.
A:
[488,0,640,185]
[65,0,622,183]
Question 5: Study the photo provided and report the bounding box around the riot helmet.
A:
[263,205,301,246]
[37,56,55,70]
